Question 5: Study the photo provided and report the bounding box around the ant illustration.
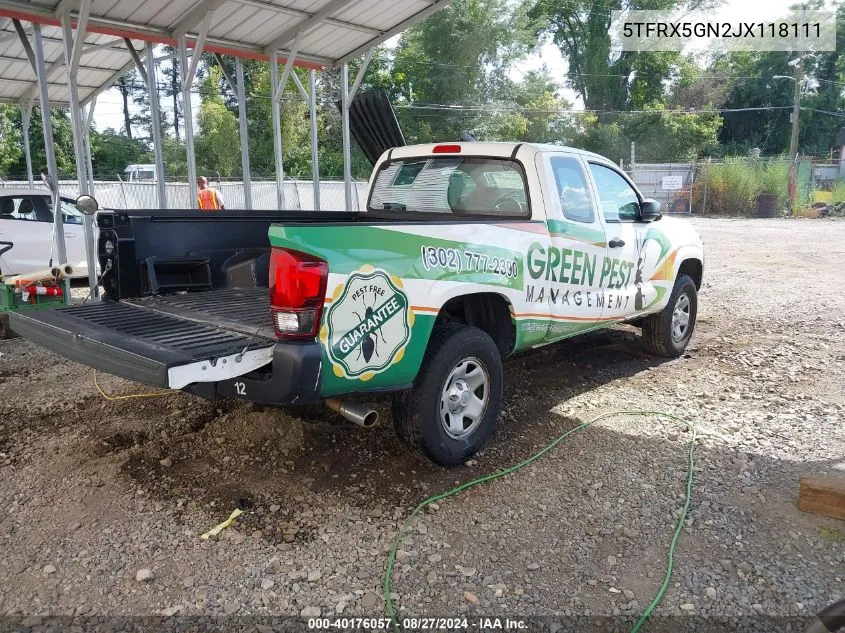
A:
[634,257,645,311]
[634,234,647,311]
[352,288,387,363]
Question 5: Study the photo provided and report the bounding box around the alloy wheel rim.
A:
[440,357,489,439]
[671,293,692,343]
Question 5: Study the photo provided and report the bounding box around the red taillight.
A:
[432,144,461,154]
[269,247,328,340]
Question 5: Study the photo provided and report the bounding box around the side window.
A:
[550,156,595,223]
[27,197,54,223]
[588,163,640,223]
[0,197,19,219]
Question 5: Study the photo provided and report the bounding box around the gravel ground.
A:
[0,217,842,631]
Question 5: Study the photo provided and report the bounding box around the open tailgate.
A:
[8,298,275,389]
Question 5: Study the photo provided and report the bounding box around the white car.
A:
[0,188,94,278]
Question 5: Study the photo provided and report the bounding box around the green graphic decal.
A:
[643,226,671,263]
[323,268,411,380]
[546,219,607,246]
[269,225,524,290]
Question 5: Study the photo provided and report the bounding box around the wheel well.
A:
[435,293,515,357]
[678,258,702,290]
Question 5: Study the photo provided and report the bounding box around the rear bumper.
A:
[183,342,323,405]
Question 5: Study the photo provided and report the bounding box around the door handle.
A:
[609,238,625,248]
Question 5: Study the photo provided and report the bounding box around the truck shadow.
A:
[110,319,842,542]
[106,324,671,514]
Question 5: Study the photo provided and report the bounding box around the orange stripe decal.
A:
[511,311,619,322]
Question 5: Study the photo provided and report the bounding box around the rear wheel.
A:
[641,274,697,357]
[392,323,503,467]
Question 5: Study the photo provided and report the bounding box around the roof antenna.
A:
[461,132,476,142]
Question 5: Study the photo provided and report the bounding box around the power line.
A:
[801,107,845,118]
[396,103,796,115]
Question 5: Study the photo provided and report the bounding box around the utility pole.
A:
[789,55,803,158]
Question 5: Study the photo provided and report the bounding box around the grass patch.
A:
[820,525,845,542]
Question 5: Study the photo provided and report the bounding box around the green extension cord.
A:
[383,410,697,633]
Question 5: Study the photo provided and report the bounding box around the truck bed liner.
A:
[126,288,273,339]
[9,291,276,389]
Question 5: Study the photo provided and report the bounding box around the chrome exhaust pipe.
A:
[325,398,378,428]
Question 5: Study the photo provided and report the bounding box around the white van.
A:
[124,164,157,182]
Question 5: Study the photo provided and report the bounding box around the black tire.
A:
[0,313,14,340]
[641,274,698,357]
[392,323,503,467]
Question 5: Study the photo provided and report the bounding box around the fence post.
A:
[690,162,695,215]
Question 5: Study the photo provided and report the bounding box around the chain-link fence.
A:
[627,163,695,214]
[4,157,843,216]
[0,179,370,211]
[627,158,843,216]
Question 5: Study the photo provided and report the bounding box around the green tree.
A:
[2,107,76,177]
[161,47,182,140]
[0,105,23,176]
[391,0,529,142]
[528,0,708,112]
[195,66,241,177]
[90,128,152,178]
[242,62,310,179]
[619,106,722,160]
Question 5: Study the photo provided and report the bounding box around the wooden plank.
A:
[798,476,845,521]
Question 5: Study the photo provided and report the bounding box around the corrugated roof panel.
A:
[84,48,130,70]
[301,22,369,60]
[218,8,271,43]
[335,0,426,31]
[211,5,281,45]
[91,0,123,20]
[127,0,186,31]
[262,14,315,48]
[1,59,33,82]
[0,0,452,106]
[280,0,329,13]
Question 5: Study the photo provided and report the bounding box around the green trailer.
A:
[0,242,66,340]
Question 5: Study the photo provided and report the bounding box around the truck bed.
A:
[126,288,273,339]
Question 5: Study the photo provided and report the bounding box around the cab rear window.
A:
[368,157,530,217]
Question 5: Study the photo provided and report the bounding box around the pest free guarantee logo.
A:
[322,267,414,381]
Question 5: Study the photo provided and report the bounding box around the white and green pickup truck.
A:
[10,142,703,465]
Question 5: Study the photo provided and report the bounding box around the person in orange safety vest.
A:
[197,176,225,210]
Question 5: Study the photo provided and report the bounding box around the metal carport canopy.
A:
[0,17,141,107]
[0,0,452,301]
[0,0,450,82]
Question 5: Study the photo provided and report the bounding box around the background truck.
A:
[10,142,704,466]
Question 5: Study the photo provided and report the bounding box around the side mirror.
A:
[639,199,662,222]
[75,195,99,216]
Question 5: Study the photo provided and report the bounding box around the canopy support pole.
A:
[84,97,96,194]
[309,69,320,210]
[61,0,98,298]
[179,35,196,206]
[269,37,302,211]
[178,16,209,208]
[31,23,69,301]
[145,41,167,208]
[235,58,252,210]
[289,70,317,210]
[19,96,35,188]
[341,64,350,210]
[269,52,284,209]
[341,49,372,211]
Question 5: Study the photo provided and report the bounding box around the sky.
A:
[93,0,813,133]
